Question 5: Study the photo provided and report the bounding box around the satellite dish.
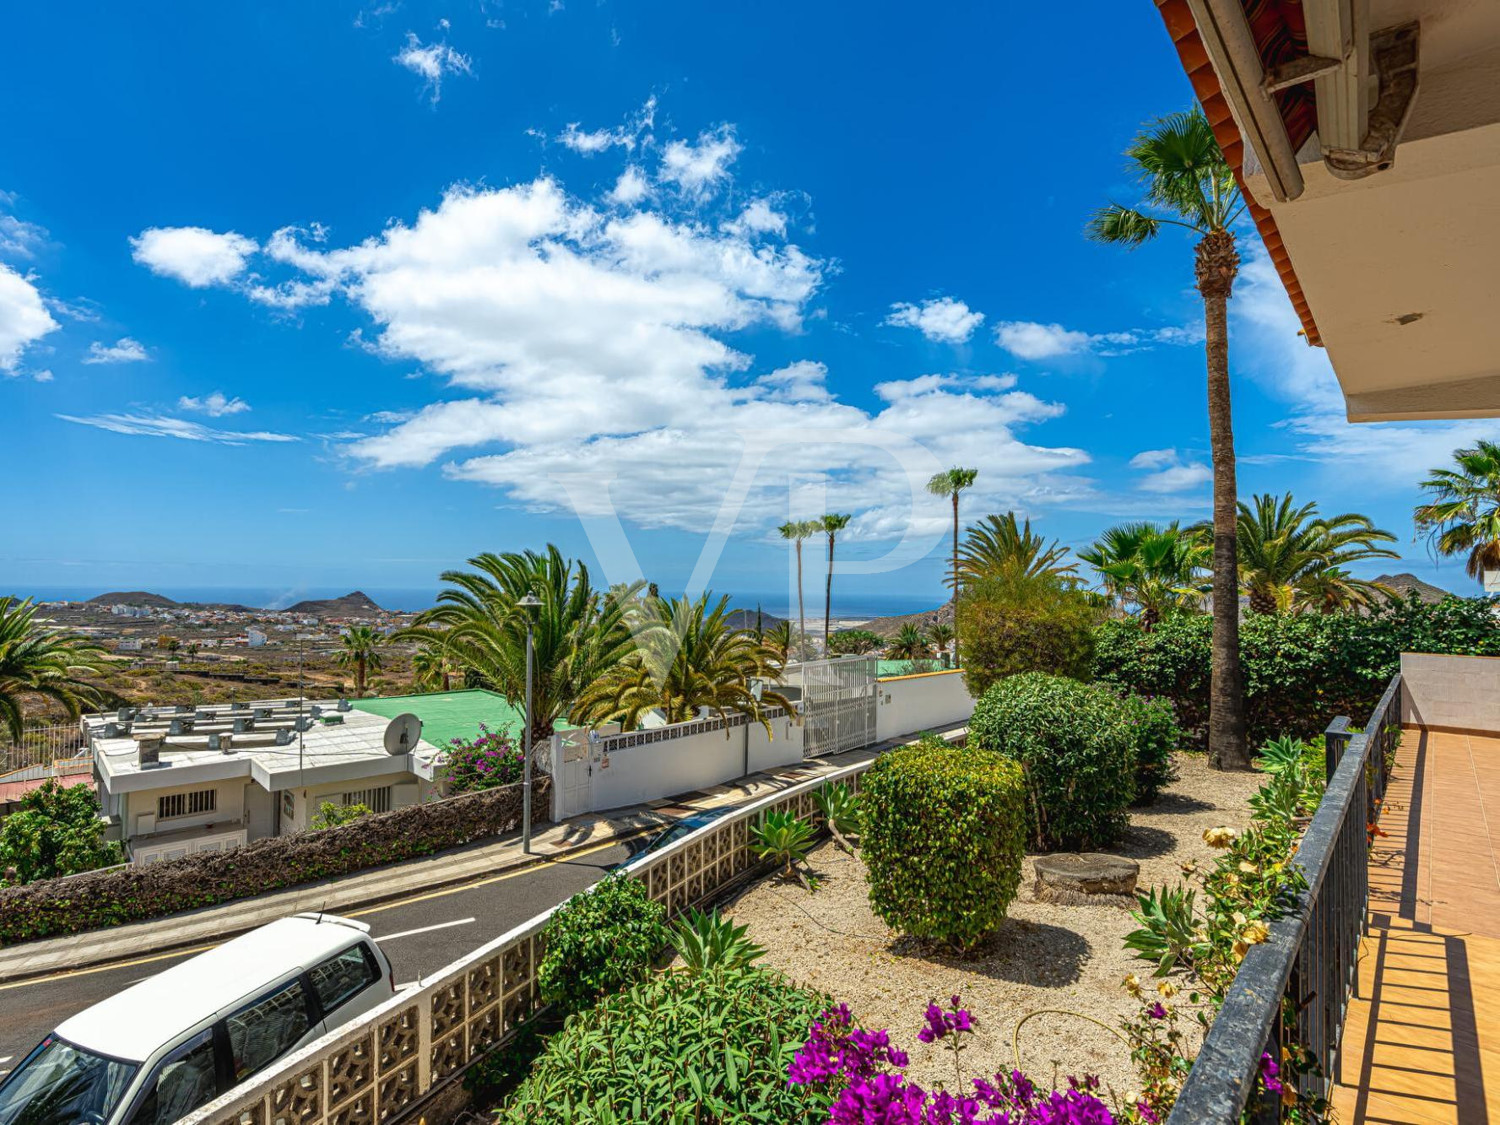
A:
[384,713,423,755]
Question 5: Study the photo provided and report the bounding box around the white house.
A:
[246,628,268,648]
[86,700,447,864]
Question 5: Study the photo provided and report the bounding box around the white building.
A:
[86,700,447,864]
[116,638,144,653]
[246,628,268,648]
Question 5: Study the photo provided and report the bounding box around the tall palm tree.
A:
[1414,440,1500,586]
[886,624,933,662]
[818,513,852,650]
[404,546,642,745]
[1234,493,1398,614]
[927,622,955,655]
[1089,107,1250,769]
[335,626,384,697]
[0,598,105,742]
[777,519,818,660]
[571,593,794,734]
[958,512,1078,586]
[765,620,793,663]
[927,468,979,655]
[1080,522,1210,629]
[411,641,460,692]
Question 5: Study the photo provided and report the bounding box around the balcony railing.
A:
[1167,673,1403,1123]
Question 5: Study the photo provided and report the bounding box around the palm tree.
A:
[886,624,933,662]
[778,520,818,660]
[958,512,1078,586]
[1414,441,1500,585]
[1234,493,1398,614]
[927,622,955,660]
[571,593,794,734]
[1080,522,1210,628]
[927,468,979,654]
[0,598,105,742]
[404,546,642,746]
[411,641,460,692]
[335,626,384,697]
[765,620,793,663]
[817,513,852,650]
[1089,107,1250,769]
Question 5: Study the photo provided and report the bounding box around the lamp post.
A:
[517,590,542,853]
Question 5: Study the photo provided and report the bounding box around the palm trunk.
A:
[796,540,806,660]
[1198,229,1249,770]
[356,655,366,696]
[824,535,835,650]
[950,491,960,661]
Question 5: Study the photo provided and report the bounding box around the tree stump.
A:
[1032,853,1140,907]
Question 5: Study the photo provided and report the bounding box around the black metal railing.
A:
[1166,673,1403,1123]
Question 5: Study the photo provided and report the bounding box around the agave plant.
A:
[750,809,815,885]
[666,907,766,975]
[1124,884,1203,977]
[813,782,861,853]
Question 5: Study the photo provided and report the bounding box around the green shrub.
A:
[860,736,1027,949]
[1120,694,1181,804]
[968,672,1136,850]
[0,781,122,885]
[1092,593,1500,748]
[667,907,766,975]
[957,573,1100,697]
[537,872,668,1012]
[750,810,815,880]
[310,801,373,831]
[497,966,832,1123]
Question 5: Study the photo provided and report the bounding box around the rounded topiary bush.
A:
[1120,693,1182,805]
[537,871,668,1012]
[968,672,1136,850]
[861,735,1027,950]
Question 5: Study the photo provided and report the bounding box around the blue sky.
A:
[0,2,1489,609]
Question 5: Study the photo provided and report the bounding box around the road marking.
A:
[376,917,476,943]
[0,829,650,993]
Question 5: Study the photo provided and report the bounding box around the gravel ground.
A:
[721,754,1265,1100]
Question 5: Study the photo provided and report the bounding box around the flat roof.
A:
[87,700,444,794]
[56,915,372,1061]
[353,688,572,746]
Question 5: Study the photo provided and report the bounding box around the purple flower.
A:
[1146,1002,1167,1020]
[1259,1052,1283,1094]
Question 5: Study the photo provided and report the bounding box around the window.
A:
[157,789,215,820]
[339,786,392,813]
[308,944,378,1015]
[225,979,312,1083]
[124,1029,219,1125]
[0,1035,137,1125]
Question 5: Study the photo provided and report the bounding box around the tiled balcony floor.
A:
[1334,729,1500,1124]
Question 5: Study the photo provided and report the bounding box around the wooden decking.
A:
[1333,728,1500,1124]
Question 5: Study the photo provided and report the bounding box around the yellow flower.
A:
[1238,861,1259,875]
[1123,973,1142,996]
[1242,920,1271,945]
[1232,939,1249,962]
[1125,1090,1142,1108]
[1203,826,1237,848]
[1156,981,1178,999]
[1231,911,1248,927]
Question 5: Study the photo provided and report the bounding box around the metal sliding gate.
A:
[798,655,877,758]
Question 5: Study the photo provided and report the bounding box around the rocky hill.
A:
[285,590,385,616]
[86,591,180,608]
[860,601,954,639]
[1371,572,1453,604]
[724,607,787,632]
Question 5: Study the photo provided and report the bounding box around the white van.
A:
[0,912,395,1125]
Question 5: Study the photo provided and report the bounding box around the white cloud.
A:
[0,263,59,373]
[0,213,47,260]
[392,32,472,103]
[660,125,740,198]
[1126,446,1211,493]
[1129,448,1179,470]
[31,369,53,382]
[606,167,650,207]
[83,337,150,364]
[725,199,787,238]
[178,391,250,417]
[885,297,984,345]
[994,319,1199,360]
[755,360,830,403]
[557,123,630,155]
[131,227,258,287]
[56,412,296,445]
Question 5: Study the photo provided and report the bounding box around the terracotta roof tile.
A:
[1153,0,1323,346]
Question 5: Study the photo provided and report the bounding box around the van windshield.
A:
[0,1034,138,1125]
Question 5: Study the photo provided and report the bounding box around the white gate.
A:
[553,729,596,818]
[798,655,878,758]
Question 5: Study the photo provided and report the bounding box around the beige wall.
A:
[1400,652,1500,732]
[124,778,248,840]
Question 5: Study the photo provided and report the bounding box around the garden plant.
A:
[536,872,668,1012]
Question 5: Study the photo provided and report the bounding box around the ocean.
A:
[12,585,939,620]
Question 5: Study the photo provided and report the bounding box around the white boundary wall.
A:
[1400,652,1500,733]
[876,669,975,743]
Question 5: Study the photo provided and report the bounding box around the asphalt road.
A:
[0,836,641,1075]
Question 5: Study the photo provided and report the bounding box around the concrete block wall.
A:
[875,669,975,743]
[1400,652,1500,733]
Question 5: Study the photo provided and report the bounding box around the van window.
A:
[308,944,378,1015]
[0,1035,136,1125]
[124,1029,218,1125]
[225,980,312,1083]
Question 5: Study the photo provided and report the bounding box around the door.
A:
[557,730,594,817]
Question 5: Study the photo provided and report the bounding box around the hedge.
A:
[968,672,1136,850]
[861,735,1027,950]
[537,872,668,1012]
[1091,594,1500,748]
[0,776,549,945]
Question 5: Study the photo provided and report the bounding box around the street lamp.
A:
[517,590,543,853]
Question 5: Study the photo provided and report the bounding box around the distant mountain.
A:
[87,591,179,608]
[286,590,385,616]
[861,601,954,639]
[724,607,786,632]
[1371,572,1452,604]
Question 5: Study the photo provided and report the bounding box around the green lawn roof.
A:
[352,688,570,749]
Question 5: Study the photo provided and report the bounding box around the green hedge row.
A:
[1091,594,1500,748]
[0,777,549,945]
